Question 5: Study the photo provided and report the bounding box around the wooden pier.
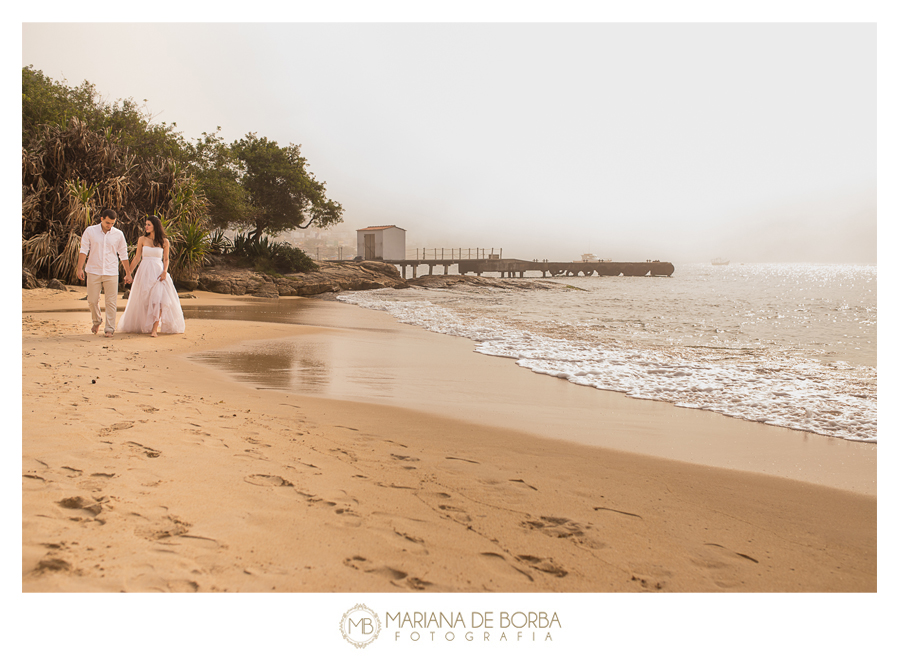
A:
[385,258,675,279]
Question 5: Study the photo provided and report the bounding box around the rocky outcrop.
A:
[197,260,409,298]
[172,272,200,291]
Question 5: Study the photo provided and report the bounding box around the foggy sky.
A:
[21,22,876,263]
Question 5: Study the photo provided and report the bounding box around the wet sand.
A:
[188,298,876,495]
[22,288,876,592]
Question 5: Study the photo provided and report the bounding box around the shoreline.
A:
[28,287,876,494]
[22,288,876,592]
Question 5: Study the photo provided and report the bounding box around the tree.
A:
[22,67,337,281]
[230,133,343,241]
[22,116,209,285]
[184,129,252,231]
[22,66,187,163]
[22,66,98,144]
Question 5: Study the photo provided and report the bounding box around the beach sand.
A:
[22,288,876,592]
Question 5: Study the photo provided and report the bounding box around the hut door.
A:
[364,234,376,260]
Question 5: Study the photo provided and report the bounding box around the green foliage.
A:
[156,210,211,281]
[22,66,98,144]
[208,228,233,255]
[22,65,187,163]
[170,217,211,279]
[274,243,319,274]
[22,116,209,283]
[183,130,252,230]
[65,179,98,231]
[230,133,343,240]
[228,232,318,274]
[22,67,340,282]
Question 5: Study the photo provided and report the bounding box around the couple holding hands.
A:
[76,210,185,338]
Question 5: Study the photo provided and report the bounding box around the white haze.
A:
[21,21,876,264]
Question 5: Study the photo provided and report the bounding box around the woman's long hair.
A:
[146,215,166,248]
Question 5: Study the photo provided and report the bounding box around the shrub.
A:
[228,232,318,274]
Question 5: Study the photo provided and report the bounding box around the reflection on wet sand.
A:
[190,333,404,400]
[183,301,309,324]
[186,300,405,399]
[190,340,330,393]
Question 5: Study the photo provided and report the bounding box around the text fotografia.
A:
[387,611,560,642]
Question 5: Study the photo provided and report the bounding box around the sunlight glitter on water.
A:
[338,263,876,443]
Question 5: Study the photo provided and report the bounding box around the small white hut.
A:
[356,225,406,261]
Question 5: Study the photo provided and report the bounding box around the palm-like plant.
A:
[65,179,98,231]
[23,116,214,284]
[23,232,54,279]
[52,231,82,284]
[170,217,210,278]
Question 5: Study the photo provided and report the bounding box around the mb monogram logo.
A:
[340,604,382,648]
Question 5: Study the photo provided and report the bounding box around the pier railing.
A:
[409,248,503,261]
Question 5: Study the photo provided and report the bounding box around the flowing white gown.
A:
[117,246,185,334]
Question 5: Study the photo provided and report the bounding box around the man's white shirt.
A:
[80,224,129,276]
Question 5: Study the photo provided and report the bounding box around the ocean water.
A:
[337,263,877,443]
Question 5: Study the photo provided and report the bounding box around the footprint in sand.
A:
[244,474,293,487]
[522,516,605,549]
[343,556,434,590]
[416,491,472,524]
[515,554,568,578]
[245,474,357,521]
[438,504,473,524]
[125,441,161,458]
[478,552,536,583]
[166,580,200,592]
[295,489,361,525]
[330,448,357,462]
[134,514,192,541]
[34,558,73,574]
[628,564,674,591]
[57,496,102,517]
[99,422,135,436]
[23,474,47,491]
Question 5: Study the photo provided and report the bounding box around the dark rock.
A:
[22,268,38,289]
[197,260,409,298]
[47,278,68,291]
[173,272,199,291]
[249,281,279,298]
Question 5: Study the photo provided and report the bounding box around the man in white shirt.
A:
[76,209,134,337]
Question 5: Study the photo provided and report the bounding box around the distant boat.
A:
[711,258,729,266]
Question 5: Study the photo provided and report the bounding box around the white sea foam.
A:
[337,264,876,443]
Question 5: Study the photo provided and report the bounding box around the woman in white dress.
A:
[118,215,185,337]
